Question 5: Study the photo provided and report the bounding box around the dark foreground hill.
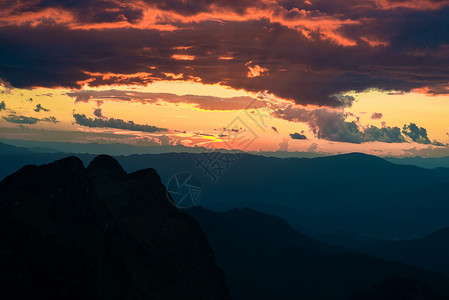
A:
[0,155,230,299]
[186,206,449,300]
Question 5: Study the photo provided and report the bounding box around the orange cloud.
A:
[0,1,364,47]
[246,63,269,78]
[171,54,195,60]
[77,72,155,87]
[164,72,184,79]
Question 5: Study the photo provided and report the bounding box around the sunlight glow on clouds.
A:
[1,0,449,156]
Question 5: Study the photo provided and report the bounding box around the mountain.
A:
[113,152,449,239]
[0,138,206,156]
[351,276,449,300]
[0,155,230,299]
[0,141,32,155]
[186,206,346,254]
[186,206,449,300]
[353,225,449,277]
[0,151,95,182]
[367,180,449,237]
[3,149,449,239]
[386,156,449,169]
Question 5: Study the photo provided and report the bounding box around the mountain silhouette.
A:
[354,225,449,276]
[0,155,230,299]
[110,152,449,238]
[386,156,449,169]
[3,150,449,238]
[186,206,449,300]
[0,141,32,155]
[351,276,449,300]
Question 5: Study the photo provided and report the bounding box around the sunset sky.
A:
[1,0,449,156]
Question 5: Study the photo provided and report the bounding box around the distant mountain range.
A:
[110,151,449,239]
[0,141,33,154]
[2,154,449,299]
[2,140,449,239]
[7,138,449,168]
[186,206,449,300]
[353,225,449,277]
[386,156,449,169]
[0,139,213,156]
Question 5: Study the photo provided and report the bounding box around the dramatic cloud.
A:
[274,105,407,144]
[273,105,363,143]
[402,123,431,144]
[1,0,144,25]
[73,113,167,133]
[363,125,405,143]
[290,132,307,140]
[67,89,264,111]
[371,112,383,120]
[34,103,50,112]
[3,115,38,124]
[2,114,58,124]
[0,101,5,111]
[1,1,449,107]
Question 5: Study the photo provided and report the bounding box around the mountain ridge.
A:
[186,206,449,300]
[0,155,231,300]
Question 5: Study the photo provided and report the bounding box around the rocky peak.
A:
[0,155,231,300]
[86,154,127,183]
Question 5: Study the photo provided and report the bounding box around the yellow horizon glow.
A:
[1,83,449,156]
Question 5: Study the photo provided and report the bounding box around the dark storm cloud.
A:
[3,0,265,21]
[1,0,144,24]
[274,105,406,144]
[73,113,167,133]
[1,1,449,107]
[273,105,364,143]
[141,0,266,16]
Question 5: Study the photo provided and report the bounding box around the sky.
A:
[1,0,449,157]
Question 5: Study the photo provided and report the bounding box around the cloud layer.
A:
[2,114,58,124]
[1,0,449,107]
[273,105,433,144]
[73,113,167,133]
[67,89,264,111]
